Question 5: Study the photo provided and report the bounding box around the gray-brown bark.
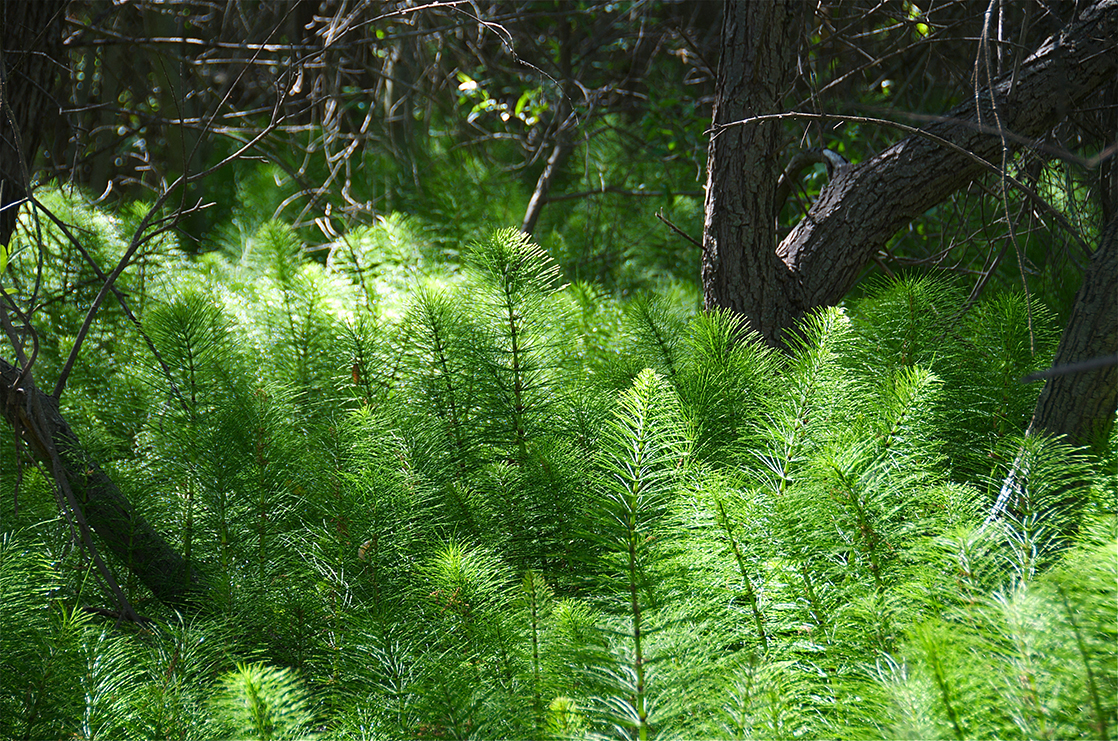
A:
[0,358,204,610]
[0,0,68,246]
[703,0,1118,451]
[522,138,573,235]
[704,0,1118,346]
[1026,218,1118,448]
[521,18,576,236]
[700,0,809,343]
[1,0,206,614]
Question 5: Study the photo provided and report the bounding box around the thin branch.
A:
[655,208,702,250]
[1022,354,1118,383]
[544,186,703,203]
[52,34,288,398]
[28,196,192,413]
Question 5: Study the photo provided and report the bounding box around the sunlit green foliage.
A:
[0,191,1113,740]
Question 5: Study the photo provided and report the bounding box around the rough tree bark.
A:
[1026,218,1117,448]
[700,0,809,341]
[0,0,68,246]
[521,17,576,236]
[703,0,1118,446]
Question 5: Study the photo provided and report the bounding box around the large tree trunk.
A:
[0,0,68,246]
[700,0,808,342]
[703,0,1118,445]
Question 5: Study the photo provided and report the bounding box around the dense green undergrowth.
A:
[0,190,1114,740]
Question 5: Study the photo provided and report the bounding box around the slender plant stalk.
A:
[523,570,545,734]
[799,561,826,631]
[833,470,885,593]
[182,480,194,589]
[255,424,269,584]
[626,503,649,741]
[502,281,529,461]
[925,639,965,741]
[643,307,677,383]
[218,489,231,608]
[428,315,469,479]
[715,497,768,650]
[1057,585,1109,741]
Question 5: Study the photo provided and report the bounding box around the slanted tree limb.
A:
[773,147,848,219]
[784,0,1115,316]
[0,357,204,611]
[704,0,1118,344]
[704,0,1118,452]
[522,137,573,234]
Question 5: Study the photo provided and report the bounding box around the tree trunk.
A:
[0,0,68,245]
[703,0,1118,445]
[0,358,204,610]
[705,0,1118,345]
[522,138,573,235]
[522,14,577,236]
[701,0,808,344]
[1026,218,1118,449]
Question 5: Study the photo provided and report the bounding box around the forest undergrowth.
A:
[0,187,1114,740]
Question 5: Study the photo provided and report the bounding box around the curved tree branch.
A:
[0,357,205,611]
[703,0,1118,345]
[782,0,1117,321]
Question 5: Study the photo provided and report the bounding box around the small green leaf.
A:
[515,90,532,117]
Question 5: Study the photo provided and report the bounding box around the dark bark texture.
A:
[0,0,68,246]
[700,0,809,341]
[0,358,204,609]
[703,0,1118,448]
[1027,218,1117,448]
[1,0,205,612]
[704,0,1118,345]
